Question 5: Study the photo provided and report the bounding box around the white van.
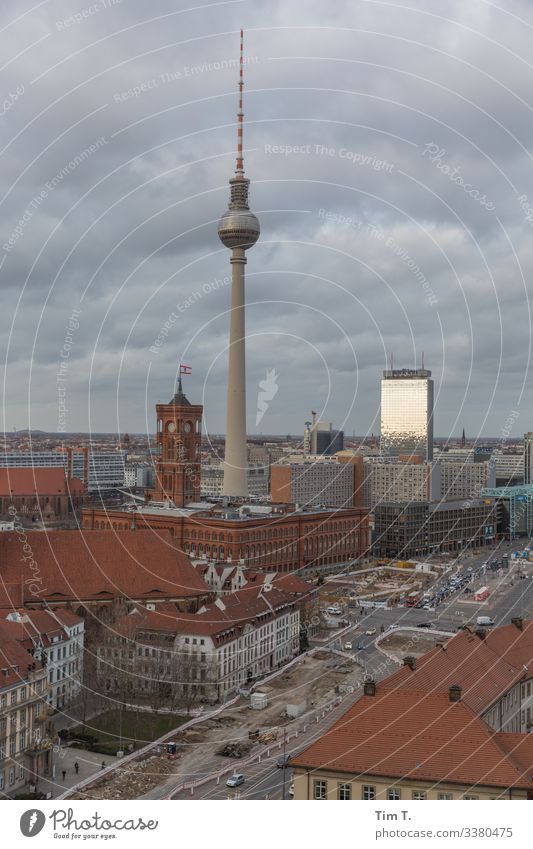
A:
[476,615,495,627]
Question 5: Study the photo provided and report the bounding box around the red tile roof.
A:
[0,467,68,495]
[382,629,522,714]
[0,620,44,688]
[0,530,209,604]
[114,584,296,646]
[291,687,533,790]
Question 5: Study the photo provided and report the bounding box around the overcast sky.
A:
[1,0,533,441]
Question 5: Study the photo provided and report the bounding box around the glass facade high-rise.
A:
[380,368,434,461]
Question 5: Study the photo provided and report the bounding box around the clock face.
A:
[167,422,176,433]
[184,422,192,433]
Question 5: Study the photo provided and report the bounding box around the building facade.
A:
[96,584,300,704]
[0,623,52,796]
[380,368,434,461]
[271,459,355,508]
[201,463,268,499]
[363,459,440,509]
[2,610,84,711]
[0,468,85,521]
[146,379,203,508]
[291,619,533,801]
[83,501,370,574]
[374,498,496,558]
[0,449,126,494]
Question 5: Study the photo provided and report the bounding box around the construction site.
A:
[67,649,359,800]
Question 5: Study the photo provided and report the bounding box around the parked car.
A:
[226,773,245,787]
[326,605,342,615]
[365,628,376,636]
[417,622,433,629]
[277,754,291,769]
[344,641,353,650]
[356,642,364,650]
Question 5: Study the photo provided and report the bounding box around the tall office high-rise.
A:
[218,30,260,498]
[380,368,434,461]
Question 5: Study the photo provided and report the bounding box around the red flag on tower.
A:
[179,364,192,375]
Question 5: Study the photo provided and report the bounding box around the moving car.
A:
[277,754,291,769]
[326,605,342,615]
[365,628,376,636]
[476,616,495,627]
[344,641,353,650]
[288,783,295,797]
[226,773,245,787]
[417,622,433,629]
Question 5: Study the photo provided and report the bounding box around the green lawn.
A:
[71,709,187,751]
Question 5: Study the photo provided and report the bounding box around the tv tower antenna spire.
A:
[218,30,260,498]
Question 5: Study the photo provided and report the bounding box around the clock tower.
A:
[147,376,203,507]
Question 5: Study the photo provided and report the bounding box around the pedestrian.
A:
[61,770,66,781]
[101,761,106,770]
[74,761,79,775]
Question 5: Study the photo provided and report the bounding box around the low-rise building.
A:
[291,618,533,800]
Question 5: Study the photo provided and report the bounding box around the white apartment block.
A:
[201,463,268,499]
[0,450,126,493]
[363,459,441,509]
[3,610,84,711]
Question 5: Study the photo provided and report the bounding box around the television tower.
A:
[218,29,260,497]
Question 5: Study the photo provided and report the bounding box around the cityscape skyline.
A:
[1,2,533,438]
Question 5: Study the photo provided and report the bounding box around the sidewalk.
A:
[38,746,119,799]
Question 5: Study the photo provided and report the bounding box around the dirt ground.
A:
[379,630,445,661]
[70,652,354,799]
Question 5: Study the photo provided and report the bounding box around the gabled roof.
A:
[0,467,71,495]
[290,687,533,790]
[0,530,209,604]
[112,584,296,646]
[0,620,44,688]
[382,629,523,714]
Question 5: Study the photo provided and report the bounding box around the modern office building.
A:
[380,368,434,461]
[374,498,496,558]
[310,420,344,456]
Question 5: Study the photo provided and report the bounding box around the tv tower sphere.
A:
[218,206,260,249]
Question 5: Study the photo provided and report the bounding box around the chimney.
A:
[449,684,462,702]
[511,617,523,630]
[475,628,486,640]
[403,655,416,671]
[363,678,376,697]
